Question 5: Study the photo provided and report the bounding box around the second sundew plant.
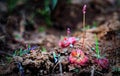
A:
[94,35,109,69]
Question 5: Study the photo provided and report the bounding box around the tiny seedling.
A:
[92,21,98,28]
[53,52,58,63]
[52,55,63,76]
[73,68,80,73]
[13,48,24,56]
[112,67,120,72]
[41,47,47,52]
[83,25,90,30]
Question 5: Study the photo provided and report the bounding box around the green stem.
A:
[95,35,100,58]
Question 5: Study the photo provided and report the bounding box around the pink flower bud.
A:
[67,28,70,36]
[69,49,88,66]
[82,4,87,14]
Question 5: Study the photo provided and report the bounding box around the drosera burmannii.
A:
[59,28,79,48]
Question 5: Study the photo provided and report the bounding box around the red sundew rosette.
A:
[59,37,77,48]
[69,49,88,66]
[94,58,109,69]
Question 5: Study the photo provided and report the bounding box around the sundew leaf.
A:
[95,35,100,58]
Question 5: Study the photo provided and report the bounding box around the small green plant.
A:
[41,47,47,52]
[13,45,31,56]
[95,35,100,58]
[14,34,22,39]
[92,21,98,27]
[13,48,23,56]
[52,54,62,76]
[112,67,120,73]
[83,25,90,30]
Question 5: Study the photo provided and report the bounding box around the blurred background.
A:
[0,0,120,51]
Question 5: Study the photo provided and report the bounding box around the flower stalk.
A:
[82,4,87,50]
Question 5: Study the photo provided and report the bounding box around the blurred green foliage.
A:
[7,0,19,12]
[7,0,58,26]
[51,0,58,10]
[37,0,58,26]
[112,67,120,72]
[83,25,90,30]
[6,56,12,63]
[38,26,46,32]
[117,0,120,7]
[92,21,98,27]
[41,47,47,52]
[7,0,27,12]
